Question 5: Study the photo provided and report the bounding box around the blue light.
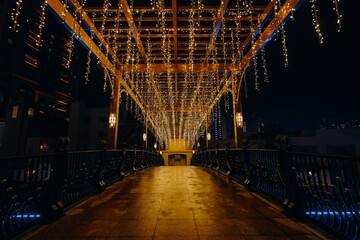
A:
[306,211,360,216]
[14,214,41,218]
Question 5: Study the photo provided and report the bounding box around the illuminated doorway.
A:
[168,154,187,166]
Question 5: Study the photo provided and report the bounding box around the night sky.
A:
[242,0,360,130]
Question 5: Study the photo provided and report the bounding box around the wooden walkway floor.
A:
[27,166,330,240]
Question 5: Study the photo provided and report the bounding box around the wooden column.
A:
[108,79,120,149]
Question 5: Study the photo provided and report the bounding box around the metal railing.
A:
[0,147,164,239]
[191,145,360,240]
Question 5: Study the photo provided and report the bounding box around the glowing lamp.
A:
[109,113,116,128]
[142,133,147,142]
[206,132,211,141]
[236,112,243,127]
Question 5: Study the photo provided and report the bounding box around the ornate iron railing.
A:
[0,148,163,239]
[191,147,360,240]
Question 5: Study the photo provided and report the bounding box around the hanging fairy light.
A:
[287,2,295,21]
[281,24,289,67]
[247,0,259,91]
[125,92,129,111]
[66,27,75,69]
[254,55,260,91]
[103,69,107,92]
[243,71,248,99]
[10,0,23,32]
[235,2,243,69]
[37,0,48,47]
[261,49,269,83]
[85,50,91,84]
[224,91,230,113]
[85,30,93,84]
[217,101,221,139]
[310,0,324,44]
[222,17,227,72]
[61,0,68,23]
[332,0,342,32]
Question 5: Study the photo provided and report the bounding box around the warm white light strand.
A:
[310,0,324,44]
[281,24,289,67]
[10,0,23,32]
[66,29,75,69]
[261,49,269,83]
[85,50,91,84]
[333,0,342,32]
[61,0,68,23]
[37,0,48,47]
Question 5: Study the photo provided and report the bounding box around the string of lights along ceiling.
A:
[10,0,342,146]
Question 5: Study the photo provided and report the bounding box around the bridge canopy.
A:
[46,0,304,146]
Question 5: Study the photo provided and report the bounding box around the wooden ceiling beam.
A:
[91,16,260,22]
[99,26,251,31]
[104,33,248,39]
[148,106,207,112]
[121,63,231,72]
[83,6,267,12]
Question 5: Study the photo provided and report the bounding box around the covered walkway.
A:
[26,167,328,239]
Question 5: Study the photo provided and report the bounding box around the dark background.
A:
[242,0,360,130]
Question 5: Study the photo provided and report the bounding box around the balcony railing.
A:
[0,146,164,239]
[191,145,360,240]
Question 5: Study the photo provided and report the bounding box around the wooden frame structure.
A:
[46,0,304,148]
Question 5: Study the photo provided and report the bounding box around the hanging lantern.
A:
[109,113,116,128]
[236,112,243,128]
[143,133,147,142]
[206,132,211,141]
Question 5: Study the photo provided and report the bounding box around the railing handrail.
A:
[0,148,164,240]
[191,148,360,240]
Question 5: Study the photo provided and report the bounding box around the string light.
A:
[332,0,342,32]
[281,24,289,67]
[62,0,68,23]
[85,29,94,84]
[310,0,324,44]
[248,0,259,91]
[261,49,269,83]
[103,68,107,92]
[66,26,75,69]
[243,71,248,99]
[63,0,346,146]
[85,50,91,84]
[10,0,23,32]
[287,2,295,21]
[37,0,48,47]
